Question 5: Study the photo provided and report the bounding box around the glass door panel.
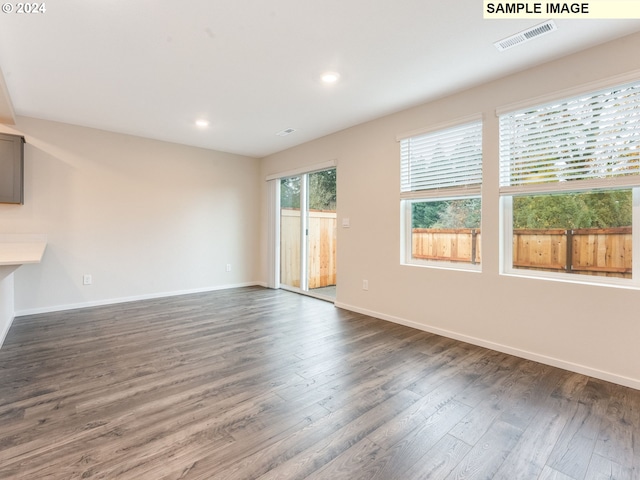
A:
[280,176,301,289]
[307,169,337,299]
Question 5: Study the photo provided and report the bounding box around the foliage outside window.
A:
[511,190,633,278]
[400,119,483,269]
[499,79,640,284]
[280,169,336,211]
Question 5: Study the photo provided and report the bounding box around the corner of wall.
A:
[0,270,15,348]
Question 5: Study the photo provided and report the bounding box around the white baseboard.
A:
[15,282,264,317]
[334,301,640,391]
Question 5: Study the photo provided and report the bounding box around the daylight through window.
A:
[400,119,483,269]
[499,79,640,284]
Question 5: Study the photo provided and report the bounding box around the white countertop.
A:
[0,242,47,266]
[0,234,47,266]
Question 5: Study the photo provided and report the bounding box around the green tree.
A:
[412,198,480,228]
[513,190,632,229]
[582,190,632,228]
[280,177,300,209]
[433,198,481,228]
[412,201,447,228]
[280,169,337,211]
[308,169,336,211]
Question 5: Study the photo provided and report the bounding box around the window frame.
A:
[402,195,483,272]
[498,79,640,288]
[399,115,483,272]
[500,188,640,288]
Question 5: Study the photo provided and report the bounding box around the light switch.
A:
[342,217,350,228]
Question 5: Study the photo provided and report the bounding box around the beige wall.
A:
[0,117,261,314]
[260,32,640,388]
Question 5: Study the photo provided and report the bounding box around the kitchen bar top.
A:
[0,234,47,266]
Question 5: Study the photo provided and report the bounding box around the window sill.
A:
[500,269,639,290]
[402,260,482,273]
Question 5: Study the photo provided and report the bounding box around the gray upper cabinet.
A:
[0,133,24,204]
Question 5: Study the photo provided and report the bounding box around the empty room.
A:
[1,2,640,479]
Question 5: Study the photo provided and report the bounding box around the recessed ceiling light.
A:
[195,119,209,128]
[321,72,340,84]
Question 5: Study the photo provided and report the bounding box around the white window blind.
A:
[400,121,482,199]
[500,80,640,195]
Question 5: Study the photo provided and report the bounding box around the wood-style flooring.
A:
[0,286,638,479]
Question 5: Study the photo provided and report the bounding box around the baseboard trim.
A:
[334,301,640,391]
[15,282,264,317]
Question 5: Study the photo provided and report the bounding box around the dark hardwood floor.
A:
[0,286,638,479]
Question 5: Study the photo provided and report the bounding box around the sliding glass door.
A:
[279,168,336,299]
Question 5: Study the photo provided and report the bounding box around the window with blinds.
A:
[499,81,640,195]
[400,120,483,198]
[499,79,640,285]
[399,119,483,270]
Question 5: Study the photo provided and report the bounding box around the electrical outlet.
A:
[362,279,368,290]
[83,274,92,285]
[226,264,232,272]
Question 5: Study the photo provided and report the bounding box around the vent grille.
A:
[494,20,557,51]
[276,128,296,137]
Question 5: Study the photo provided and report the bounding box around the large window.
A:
[400,118,483,269]
[499,80,640,285]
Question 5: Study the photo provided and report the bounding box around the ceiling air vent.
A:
[494,20,557,52]
[276,128,296,137]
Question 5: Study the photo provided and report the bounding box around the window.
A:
[499,80,640,285]
[399,118,483,269]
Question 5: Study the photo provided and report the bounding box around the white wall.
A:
[0,116,261,314]
[260,32,640,389]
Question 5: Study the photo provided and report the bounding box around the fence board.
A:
[570,228,631,278]
[513,230,566,271]
[280,210,301,287]
[280,209,337,289]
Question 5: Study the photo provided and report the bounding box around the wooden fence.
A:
[280,209,337,288]
[412,227,632,278]
[512,227,631,278]
[281,217,631,283]
[412,229,481,264]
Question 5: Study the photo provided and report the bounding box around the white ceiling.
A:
[1,1,639,158]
